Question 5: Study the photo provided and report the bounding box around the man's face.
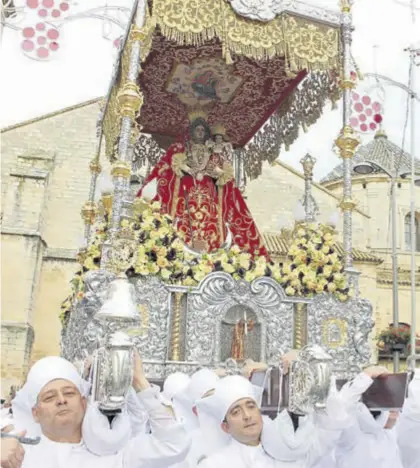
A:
[193,125,206,142]
[221,397,263,446]
[384,410,399,429]
[32,379,86,435]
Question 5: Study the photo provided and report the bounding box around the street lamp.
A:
[362,49,419,361]
[354,159,419,371]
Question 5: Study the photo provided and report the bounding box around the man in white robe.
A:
[197,375,350,468]
[6,353,190,468]
[397,367,420,468]
[332,366,403,468]
[159,372,191,425]
[170,369,221,467]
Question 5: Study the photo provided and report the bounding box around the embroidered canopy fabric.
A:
[137,35,306,148]
[101,0,341,178]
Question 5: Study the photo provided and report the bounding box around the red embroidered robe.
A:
[137,142,267,257]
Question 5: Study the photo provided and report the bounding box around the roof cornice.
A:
[1,98,102,133]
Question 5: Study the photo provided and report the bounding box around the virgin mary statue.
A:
[137,110,267,257]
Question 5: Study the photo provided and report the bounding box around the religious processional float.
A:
[60,0,381,416]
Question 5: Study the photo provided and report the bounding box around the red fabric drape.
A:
[137,142,267,257]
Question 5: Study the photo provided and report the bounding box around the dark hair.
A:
[289,412,300,432]
[189,117,211,143]
[370,410,382,420]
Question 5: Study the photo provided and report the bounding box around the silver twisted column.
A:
[335,1,360,293]
[300,153,319,223]
[101,1,147,268]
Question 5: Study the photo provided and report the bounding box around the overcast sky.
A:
[1,0,419,180]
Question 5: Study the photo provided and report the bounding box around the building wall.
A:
[1,101,101,390]
[325,177,420,336]
[246,161,369,249]
[326,176,420,266]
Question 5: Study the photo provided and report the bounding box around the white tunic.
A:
[20,387,190,468]
[397,370,420,468]
[199,439,306,468]
[332,373,403,468]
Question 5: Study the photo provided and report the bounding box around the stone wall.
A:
[1,322,34,392]
[246,161,369,249]
[1,100,101,392]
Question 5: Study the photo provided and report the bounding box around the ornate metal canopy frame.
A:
[79,0,362,317]
[98,0,342,165]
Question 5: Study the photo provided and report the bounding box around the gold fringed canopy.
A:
[102,0,341,162]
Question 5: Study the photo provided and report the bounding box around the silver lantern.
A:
[288,344,333,415]
[91,277,140,414]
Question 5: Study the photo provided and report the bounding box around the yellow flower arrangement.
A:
[278,222,350,301]
[60,202,350,326]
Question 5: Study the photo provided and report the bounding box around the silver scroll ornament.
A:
[288,344,333,415]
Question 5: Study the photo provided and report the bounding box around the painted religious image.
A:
[231,317,255,361]
[137,109,267,256]
[166,58,243,107]
[222,306,260,362]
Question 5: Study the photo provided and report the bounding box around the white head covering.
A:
[195,375,262,454]
[172,368,220,431]
[11,356,90,437]
[160,372,190,407]
[187,369,220,403]
[198,375,258,422]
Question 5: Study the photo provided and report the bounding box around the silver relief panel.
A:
[306,294,374,379]
[131,276,172,362]
[185,273,295,365]
[61,270,116,362]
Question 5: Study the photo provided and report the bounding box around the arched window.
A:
[405,213,420,251]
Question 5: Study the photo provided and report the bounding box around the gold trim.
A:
[89,160,102,174]
[171,176,181,219]
[218,186,224,243]
[130,25,149,42]
[138,303,150,336]
[294,303,307,349]
[81,201,98,225]
[335,125,360,159]
[170,292,183,361]
[76,247,88,265]
[340,0,352,12]
[340,79,355,90]
[153,1,339,70]
[117,81,144,119]
[101,194,113,217]
[111,161,131,179]
[339,197,357,211]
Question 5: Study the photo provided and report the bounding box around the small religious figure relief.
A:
[322,318,347,349]
[221,305,260,362]
[231,317,255,361]
[328,323,341,343]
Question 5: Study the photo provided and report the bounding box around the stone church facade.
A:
[1,100,419,393]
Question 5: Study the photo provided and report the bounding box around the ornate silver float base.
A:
[62,271,373,379]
